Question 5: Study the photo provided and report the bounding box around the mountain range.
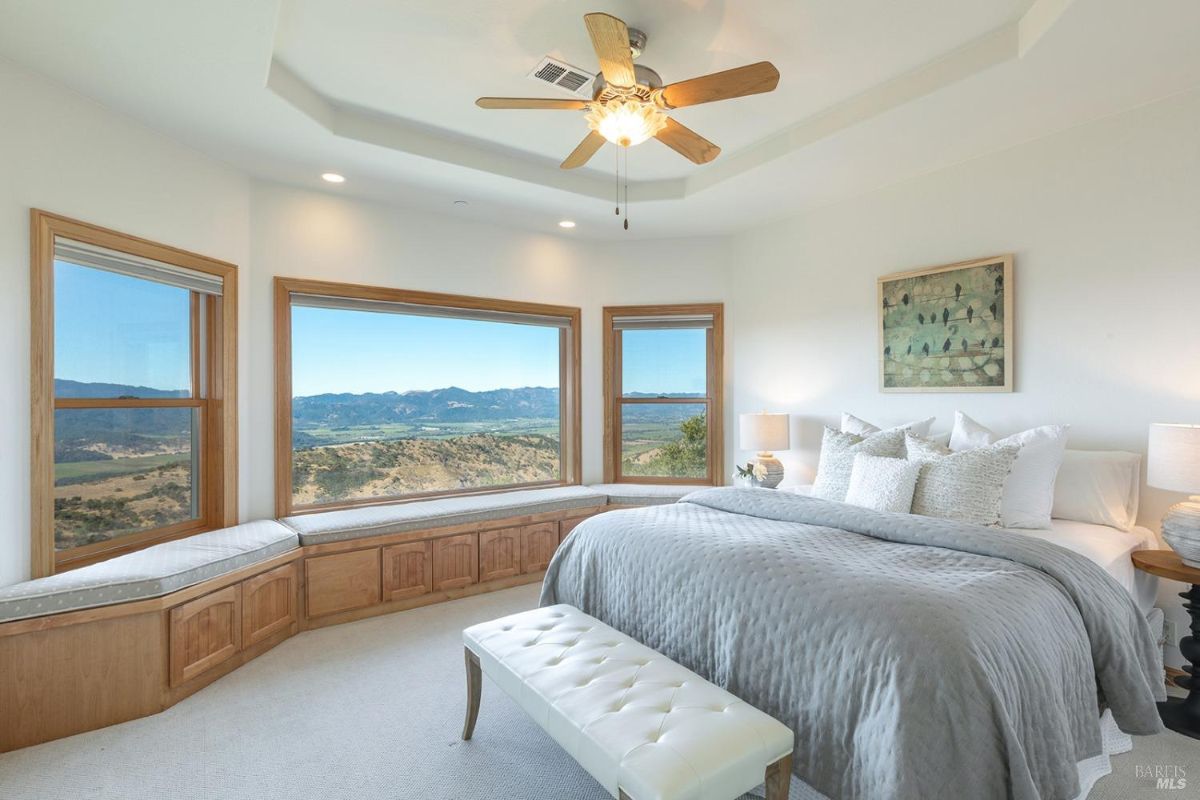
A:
[53,381,705,446]
[292,386,560,426]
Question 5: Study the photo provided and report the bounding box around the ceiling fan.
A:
[476,12,780,170]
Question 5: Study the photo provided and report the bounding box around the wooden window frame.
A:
[274,277,582,517]
[603,303,724,486]
[30,210,238,577]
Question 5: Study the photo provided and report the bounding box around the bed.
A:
[540,488,1165,800]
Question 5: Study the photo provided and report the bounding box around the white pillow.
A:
[947,412,1069,529]
[844,454,921,513]
[906,435,1021,527]
[812,427,909,502]
[1052,450,1142,531]
[948,411,995,451]
[841,413,935,439]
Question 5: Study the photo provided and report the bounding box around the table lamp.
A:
[1148,423,1200,567]
[739,412,790,489]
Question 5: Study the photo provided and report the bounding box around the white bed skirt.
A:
[750,709,1133,800]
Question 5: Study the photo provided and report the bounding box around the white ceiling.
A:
[0,0,1197,240]
[274,0,1033,180]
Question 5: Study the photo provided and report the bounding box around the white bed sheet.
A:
[1015,519,1160,616]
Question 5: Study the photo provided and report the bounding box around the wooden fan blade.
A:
[584,13,636,88]
[561,131,607,169]
[654,118,720,164]
[660,62,780,109]
[476,97,588,110]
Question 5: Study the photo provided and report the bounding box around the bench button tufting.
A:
[464,606,795,800]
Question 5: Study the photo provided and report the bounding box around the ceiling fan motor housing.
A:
[592,64,664,100]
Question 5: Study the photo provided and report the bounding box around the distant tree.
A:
[631,412,708,478]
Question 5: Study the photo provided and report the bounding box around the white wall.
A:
[0,60,252,586]
[247,184,732,520]
[730,89,1200,664]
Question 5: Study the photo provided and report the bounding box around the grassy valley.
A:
[53,382,706,546]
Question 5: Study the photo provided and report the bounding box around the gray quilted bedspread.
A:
[539,488,1164,800]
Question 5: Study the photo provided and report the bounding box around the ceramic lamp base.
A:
[1163,499,1200,568]
[753,453,785,489]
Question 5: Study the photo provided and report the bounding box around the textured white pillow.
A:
[812,427,908,502]
[844,454,921,513]
[906,434,1021,527]
[841,413,935,439]
[947,412,1070,529]
[1052,450,1142,531]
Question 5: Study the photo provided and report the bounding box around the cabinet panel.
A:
[241,563,298,647]
[433,533,478,591]
[521,523,558,574]
[383,541,433,602]
[559,516,588,544]
[479,528,521,583]
[169,585,241,687]
[305,549,381,619]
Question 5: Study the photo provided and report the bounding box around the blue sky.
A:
[620,328,707,396]
[291,310,707,396]
[53,262,708,397]
[291,307,561,395]
[55,262,192,392]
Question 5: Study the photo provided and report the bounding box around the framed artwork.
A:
[878,254,1013,392]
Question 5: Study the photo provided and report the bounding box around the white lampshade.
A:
[1147,423,1200,494]
[739,412,790,453]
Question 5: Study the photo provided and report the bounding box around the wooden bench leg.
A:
[765,753,792,800]
[462,647,482,740]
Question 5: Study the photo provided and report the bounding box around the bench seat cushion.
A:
[282,485,608,546]
[0,521,298,624]
[465,605,793,800]
[588,483,696,506]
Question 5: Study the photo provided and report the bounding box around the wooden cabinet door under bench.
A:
[167,561,299,688]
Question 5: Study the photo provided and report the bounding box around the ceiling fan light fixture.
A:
[586,99,668,148]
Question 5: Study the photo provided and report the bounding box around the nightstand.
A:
[1132,549,1200,739]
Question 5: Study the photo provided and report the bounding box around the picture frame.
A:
[877,254,1013,393]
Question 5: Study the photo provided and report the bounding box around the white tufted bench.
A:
[462,605,794,800]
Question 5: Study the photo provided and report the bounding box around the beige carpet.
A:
[0,584,1195,799]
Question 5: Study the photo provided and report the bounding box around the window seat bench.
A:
[0,520,297,624]
[280,485,608,546]
[586,483,696,506]
[0,483,698,754]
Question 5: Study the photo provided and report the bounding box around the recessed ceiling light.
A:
[558,220,576,229]
[321,172,346,184]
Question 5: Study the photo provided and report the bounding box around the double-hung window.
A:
[31,211,238,576]
[603,304,724,484]
[275,279,581,515]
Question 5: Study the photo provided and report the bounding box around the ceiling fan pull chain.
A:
[614,143,620,216]
[623,146,629,231]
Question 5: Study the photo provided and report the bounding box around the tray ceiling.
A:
[0,0,1196,239]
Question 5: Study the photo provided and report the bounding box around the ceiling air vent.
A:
[527,57,595,98]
